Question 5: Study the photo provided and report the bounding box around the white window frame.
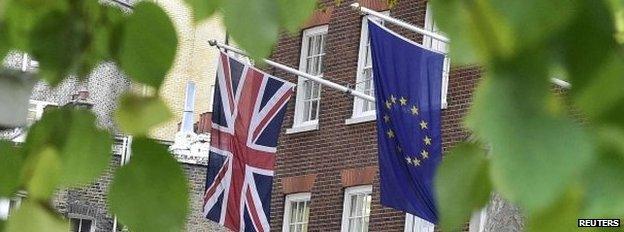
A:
[424,3,450,109]
[347,12,391,125]
[69,214,96,232]
[282,192,312,232]
[340,185,373,232]
[469,208,488,232]
[404,214,435,232]
[0,193,25,220]
[287,25,328,134]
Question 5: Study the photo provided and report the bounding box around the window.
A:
[424,3,450,109]
[289,25,327,133]
[0,194,24,220]
[341,185,372,232]
[282,193,311,232]
[404,214,435,232]
[349,13,389,124]
[70,216,95,232]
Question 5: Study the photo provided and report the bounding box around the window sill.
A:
[345,114,376,125]
[286,123,319,134]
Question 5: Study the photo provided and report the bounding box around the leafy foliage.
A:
[0,141,23,197]
[23,107,113,188]
[431,0,624,231]
[115,93,172,136]
[119,2,178,89]
[435,143,491,232]
[108,138,189,232]
[1,0,623,231]
[5,200,69,232]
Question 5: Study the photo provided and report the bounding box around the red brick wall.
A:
[268,0,483,231]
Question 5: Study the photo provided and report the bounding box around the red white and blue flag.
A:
[203,52,295,232]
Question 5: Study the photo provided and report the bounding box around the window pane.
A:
[290,202,298,223]
[310,100,318,121]
[70,219,80,232]
[355,195,364,217]
[304,81,313,100]
[349,195,358,217]
[80,220,92,232]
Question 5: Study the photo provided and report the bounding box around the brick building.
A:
[262,0,490,231]
[0,0,528,231]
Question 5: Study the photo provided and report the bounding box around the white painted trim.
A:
[68,214,96,232]
[469,208,488,232]
[293,25,328,128]
[286,122,319,134]
[282,192,312,232]
[340,185,373,232]
[404,213,435,232]
[352,12,390,119]
[423,3,450,109]
[345,113,376,125]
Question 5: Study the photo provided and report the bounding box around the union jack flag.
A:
[203,52,295,232]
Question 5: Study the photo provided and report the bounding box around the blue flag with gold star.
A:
[368,20,444,224]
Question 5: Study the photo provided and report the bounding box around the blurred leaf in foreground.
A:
[115,93,172,136]
[435,142,491,232]
[109,138,189,232]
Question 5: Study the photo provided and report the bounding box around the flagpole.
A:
[207,40,376,102]
[350,3,572,89]
[350,3,450,43]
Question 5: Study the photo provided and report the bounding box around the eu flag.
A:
[368,21,445,224]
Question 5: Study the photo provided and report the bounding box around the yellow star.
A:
[412,157,421,166]
[420,150,429,159]
[385,100,392,109]
[419,120,428,129]
[399,97,407,106]
[406,157,412,164]
[390,95,397,104]
[410,105,419,115]
[383,114,390,122]
[387,129,395,138]
[423,136,432,145]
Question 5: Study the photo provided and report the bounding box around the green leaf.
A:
[435,142,491,232]
[222,0,279,61]
[115,93,172,135]
[583,146,624,218]
[119,2,178,89]
[109,138,189,232]
[466,74,594,214]
[5,200,69,232]
[0,141,23,197]
[0,22,9,60]
[430,0,515,64]
[558,0,616,89]
[276,0,317,33]
[29,10,86,86]
[4,0,69,51]
[526,187,582,232]
[21,146,61,200]
[185,0,221,22]
[24,108,113,187]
